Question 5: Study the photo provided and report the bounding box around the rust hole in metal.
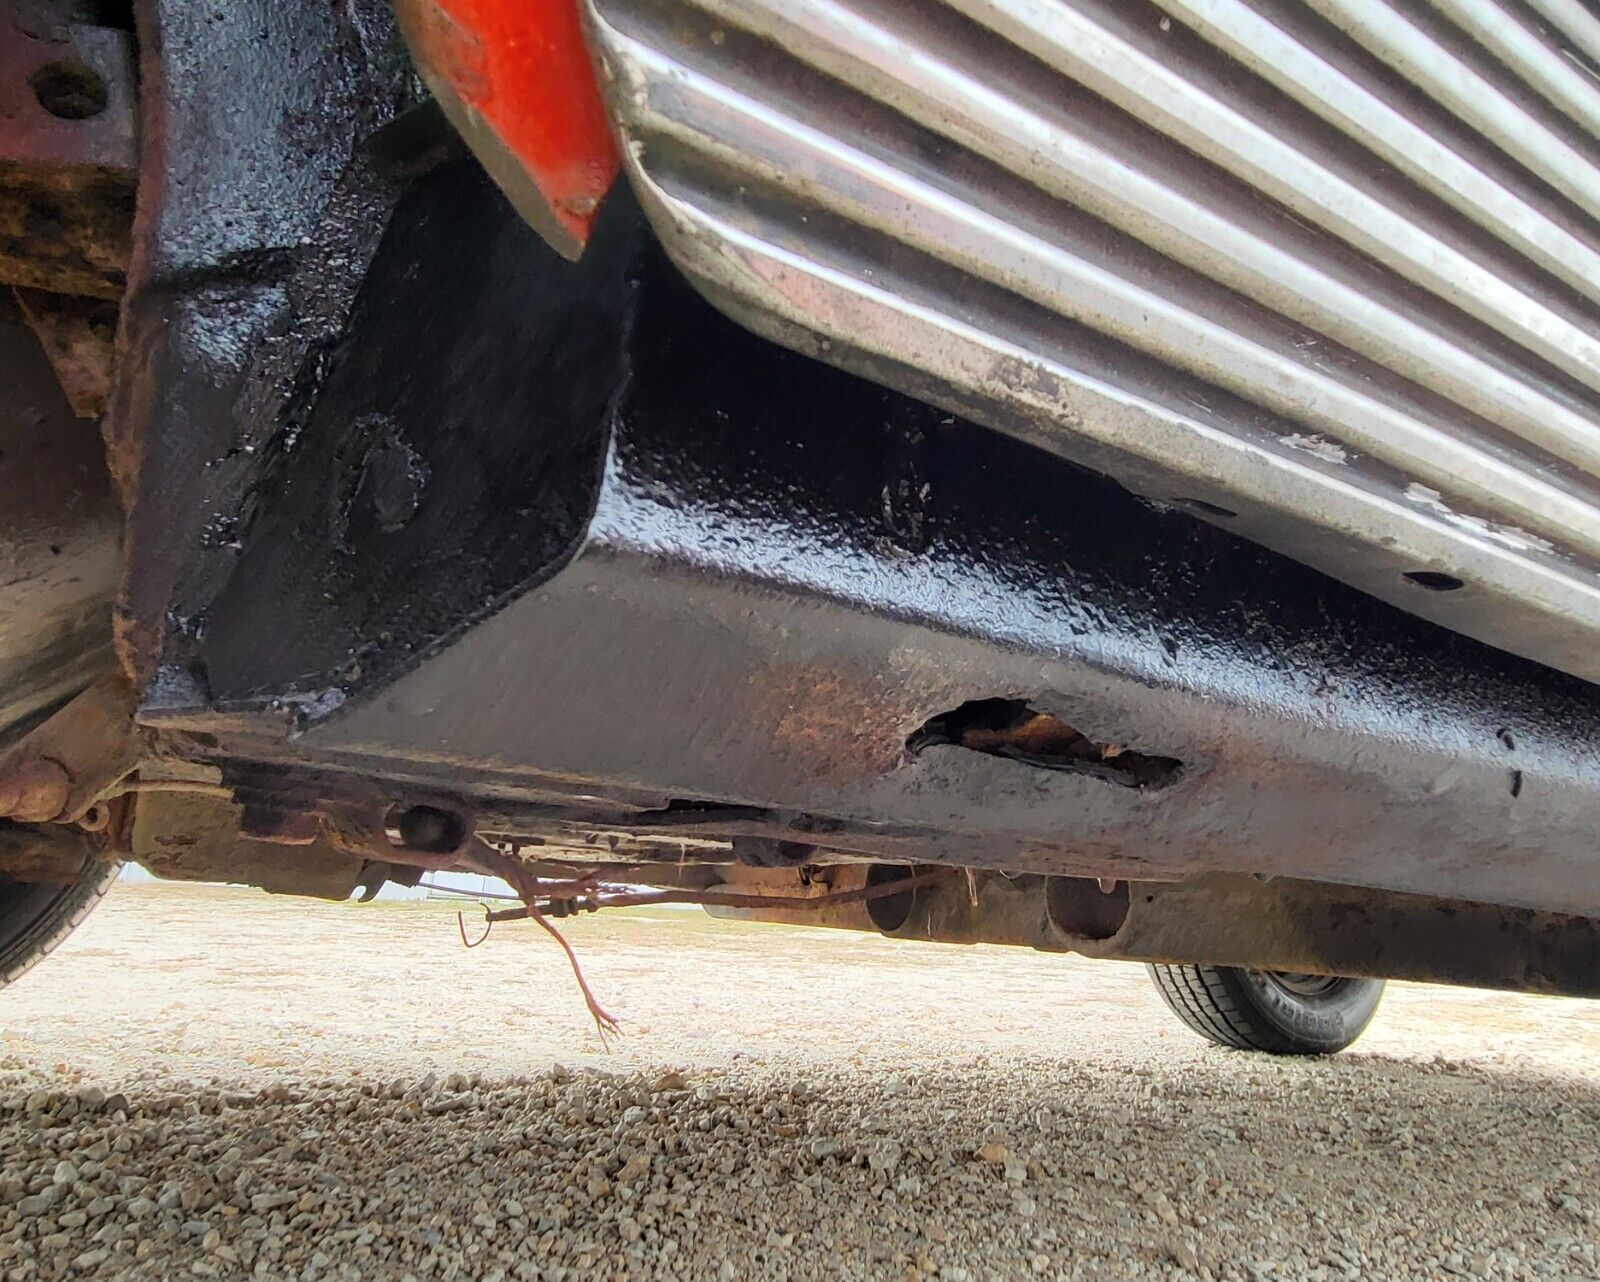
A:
[906,698,1180,789]
[1403,570,1464,592]
[29,61,108,120]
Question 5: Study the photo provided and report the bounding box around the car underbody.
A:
[4,0,1600,1041]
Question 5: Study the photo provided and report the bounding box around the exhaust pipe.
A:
[711,865,1600,997]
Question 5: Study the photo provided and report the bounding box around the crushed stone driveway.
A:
[2,883,1599,1282]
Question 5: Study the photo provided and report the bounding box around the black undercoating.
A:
[116,0,1600,915]
[281,253,1600,911]
[114,0,422,682]
[191,160,634,708]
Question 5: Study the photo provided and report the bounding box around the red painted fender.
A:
[396,0,621,259]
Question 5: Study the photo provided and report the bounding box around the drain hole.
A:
[1403,570,1464,592]
[864,864,922,933]
[384,804,467,854]
[906,698,1180,789]
[1046,877,1131,941]
[30,61,108,119]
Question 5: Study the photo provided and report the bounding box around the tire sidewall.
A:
[1233,969,1384,1054]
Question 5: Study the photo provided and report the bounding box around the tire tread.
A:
[0,860,119,989]
[1148,962,1311,1055]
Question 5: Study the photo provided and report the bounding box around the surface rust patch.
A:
[753,664,910,787]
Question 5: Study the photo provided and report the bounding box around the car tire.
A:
[0,836,118,990]
[1147,963,1384,1055]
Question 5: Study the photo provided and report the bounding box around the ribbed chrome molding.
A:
[583,0,1600,684]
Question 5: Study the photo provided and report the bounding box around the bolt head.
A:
[0,759,72,823]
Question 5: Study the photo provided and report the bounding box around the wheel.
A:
[0,830,118,990]
[1147,963,1384,1055]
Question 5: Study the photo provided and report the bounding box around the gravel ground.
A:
[1,884,1599,1282]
